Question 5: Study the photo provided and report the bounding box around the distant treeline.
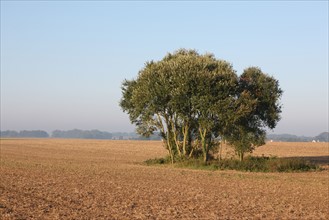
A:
[266,132,329,142]
[0,129,162,140]
[52,129,113,139]
[1,129,327,142]
[0,130,49,138]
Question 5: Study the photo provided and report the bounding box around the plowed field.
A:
[1,139,328,219]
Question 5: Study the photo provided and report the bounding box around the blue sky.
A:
[1,1,328,136]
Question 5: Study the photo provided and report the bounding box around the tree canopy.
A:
[120,49,283,162]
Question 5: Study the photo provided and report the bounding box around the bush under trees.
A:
[120,49,283,163]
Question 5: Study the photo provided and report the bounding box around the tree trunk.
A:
[218,139,223,161]
[169,115,182,157]
[182,123,189,156]
[166,132,174,164]
[203,151,209,163]
[239,152,244,161]
[173,132,181,157]
[164,115,174,164]
[188,148,194,158]
[187,130,192,157]
[199,128,208,163]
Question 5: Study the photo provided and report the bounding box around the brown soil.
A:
[1,139,328,219]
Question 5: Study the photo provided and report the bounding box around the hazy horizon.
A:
[1,1,328,137]
[1,128,328,138]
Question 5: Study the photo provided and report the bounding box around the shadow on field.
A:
[285,156,329,166]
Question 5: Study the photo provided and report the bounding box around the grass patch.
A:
[144,156,320,172]
[175,158,219,171]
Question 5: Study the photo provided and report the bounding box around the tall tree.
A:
[120,50,282,163]
[120,49,237,162]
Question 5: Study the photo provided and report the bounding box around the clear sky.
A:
[1,1,328,136]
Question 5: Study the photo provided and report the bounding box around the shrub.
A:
[145,157,168,165]
[267,157,317,172]
[218,156,269,172]
[218,156,318,172]
[144,156,320,172]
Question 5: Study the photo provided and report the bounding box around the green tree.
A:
[191,63,238,162]
[120,51,282,163]
[120,49,237,163]
[225,67,283,161]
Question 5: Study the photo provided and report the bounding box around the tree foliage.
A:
[120,49,282,162]
[224,67,283,160]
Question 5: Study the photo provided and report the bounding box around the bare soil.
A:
[1,139,328,219]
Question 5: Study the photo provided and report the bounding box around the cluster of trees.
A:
[120,49,283,162]
[0,130,49,138]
